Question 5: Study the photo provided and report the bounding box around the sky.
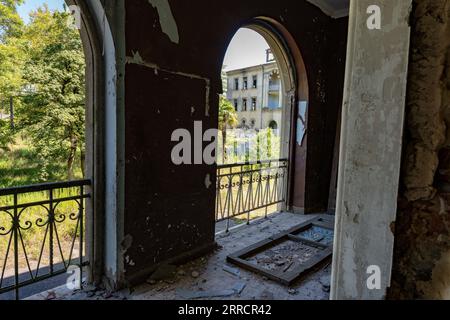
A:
[222,28,270,72]
[17,1,269,71]
[17,0,66,24]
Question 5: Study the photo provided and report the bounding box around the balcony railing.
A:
[216,159,288,232]
[0,180,90,299]
[268,84,280,92]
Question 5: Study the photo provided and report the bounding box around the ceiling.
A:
[306,0,350,18]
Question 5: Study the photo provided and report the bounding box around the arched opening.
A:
[216,21,305,233]
[0,0,115,299]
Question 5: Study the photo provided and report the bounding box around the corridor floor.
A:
[28,212,334,301]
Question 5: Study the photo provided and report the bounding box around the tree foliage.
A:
[218,95,238,163]
[0,0,24,43]
[18,9,86,180]
[0,4,86,182]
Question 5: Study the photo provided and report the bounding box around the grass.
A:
[0,137,85,281]
[0,136,83,188]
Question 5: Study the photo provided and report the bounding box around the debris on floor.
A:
[176,281,247,299]
[227,217,334,286]
[26,213,333,301]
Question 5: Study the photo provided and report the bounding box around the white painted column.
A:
[331,0,412,299]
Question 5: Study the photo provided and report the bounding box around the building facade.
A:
[226,59,283,133]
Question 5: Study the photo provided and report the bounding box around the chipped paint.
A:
[125,55,211,116]
[148,0,180,44]
[204,174,212,189]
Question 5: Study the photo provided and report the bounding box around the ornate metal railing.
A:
[0,180,90,299]
[216,159,288,231]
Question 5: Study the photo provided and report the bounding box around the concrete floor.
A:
[27,212,334,300]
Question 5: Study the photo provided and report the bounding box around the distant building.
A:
[226,51,283,134]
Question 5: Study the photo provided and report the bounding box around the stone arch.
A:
[64,0,120,286]
[243,18,309,211]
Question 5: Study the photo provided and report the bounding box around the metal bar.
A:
[0,179,91,196]
[0,180,91,298]
[215,159,288,223]
[13,193,19,300]
[0,194,91,212]
[49,189,54,275]
[79,185,84,289]
[217,158,288,170]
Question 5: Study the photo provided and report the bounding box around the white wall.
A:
[331,0,412,299]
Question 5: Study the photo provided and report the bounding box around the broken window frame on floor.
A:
[227,217,334,286]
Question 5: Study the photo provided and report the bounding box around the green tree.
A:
[0,0,24,43]
[218,95,238,164]
[19,9,85,180]
[0,1,25,148]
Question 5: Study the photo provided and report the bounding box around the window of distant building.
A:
[251,97,257,111]
[242,98,248,111]
[243,77,248,90]
[234,78,239,91]
[252,75,257,88]
[250,119,256,128]
[234,99,238,111]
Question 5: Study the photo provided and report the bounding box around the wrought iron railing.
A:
[216,159,288,231]
[0,180,90,299]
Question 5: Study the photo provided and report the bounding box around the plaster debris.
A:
[222,265,241,277]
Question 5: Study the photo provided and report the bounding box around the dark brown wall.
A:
[122,0,347,283]
[303,17,348,213]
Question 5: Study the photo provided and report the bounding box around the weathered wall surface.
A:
[331,0,412,300]
[121,0,347,284]
[390,0,450,300]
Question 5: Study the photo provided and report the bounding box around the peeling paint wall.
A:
[121,0,347,285]
[390,0,450,300]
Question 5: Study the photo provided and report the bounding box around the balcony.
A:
[0,180,90,300]
[27,212,333,301]
[21,160,334,301]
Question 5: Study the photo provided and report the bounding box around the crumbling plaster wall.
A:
[390,0,450,300]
